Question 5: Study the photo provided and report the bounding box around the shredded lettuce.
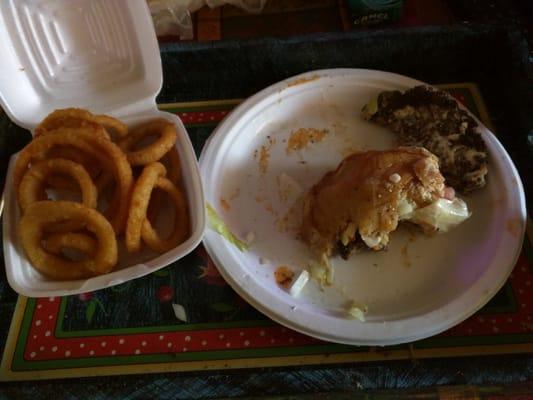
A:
[406,198,471,233]
[288,269,309,296]
[346,300,368,322]
[308,260,327,286]
[361,97,378,119]
[206,203,248,252]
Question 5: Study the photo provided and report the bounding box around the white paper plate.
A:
[199,69,527,346]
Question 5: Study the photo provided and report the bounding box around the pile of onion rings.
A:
[15,108,190,280]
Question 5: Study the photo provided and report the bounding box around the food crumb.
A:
[275,266,294,288]
[264,202,277,216]
[289,270,310,297]
[259,145,269,173]
[286,128,329,154]
[506,218,522,238]
[400,243,411,267]
[220,188,240,212]
[346,300,368,321]
[220,197,231,212]
[257,136,276,174]
[275,214,290,233]
[389,173,401,183]
[244,231,255,245]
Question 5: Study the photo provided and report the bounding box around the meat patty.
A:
[362,85,488,193]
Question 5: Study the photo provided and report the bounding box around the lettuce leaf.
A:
[206,203,248,252]
[407,198,471,233]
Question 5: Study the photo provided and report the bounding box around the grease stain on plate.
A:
[220,187,241,212]
[506,217,523,238]
[286,75,320,88]
[254,135,276,174]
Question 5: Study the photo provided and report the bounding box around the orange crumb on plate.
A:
[220,197,230,212]
[259,145,269,173]
[275,266,294,288]
[506,218,523,238]
[258,137,276,174]
[286,128,328,154]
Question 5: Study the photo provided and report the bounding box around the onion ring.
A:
[15,111,192,281]
[141,177,190,253]
[19,201,117,279]
[36,108,129,141]
[45,232,98,257]
[34,108,111,140]
[18,158,97,212]
[44,175,80,192]
[162,146,182,185]
[118,120,177,166]
[95,171,114,192]
[125,162,167,252]
[14,128,133,234]
[147,146,182,222]
[42,147,102,191]
[93,114,128,140]
[45,146,102,177]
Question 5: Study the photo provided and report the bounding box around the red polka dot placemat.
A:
[2,85,532,381]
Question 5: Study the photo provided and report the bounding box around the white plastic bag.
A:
[148,0,267,39]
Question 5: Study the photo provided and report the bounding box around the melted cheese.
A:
[301,147,445,257]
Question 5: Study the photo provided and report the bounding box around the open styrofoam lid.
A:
[0,0,162,130]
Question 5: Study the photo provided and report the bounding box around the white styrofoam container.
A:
[0,0,205,297]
